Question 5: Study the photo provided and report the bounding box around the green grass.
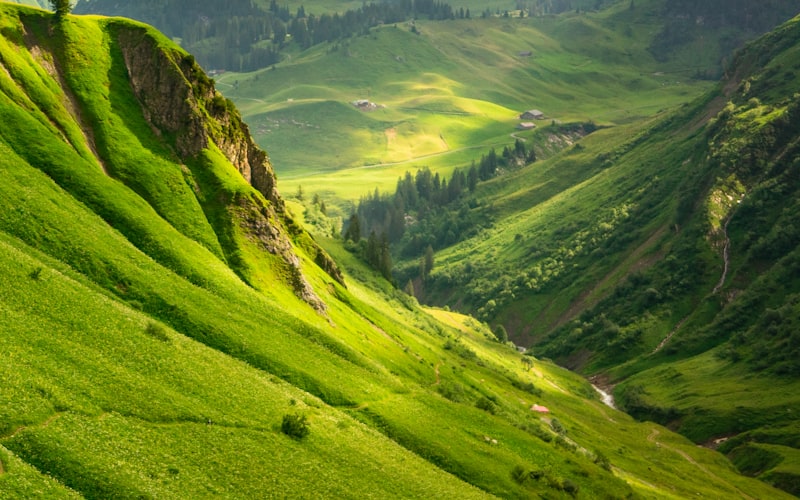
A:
[0,3,794,499]
[217,13,713,203]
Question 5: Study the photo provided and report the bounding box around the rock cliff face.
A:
[116,26,342,310]
[117,27,280,205]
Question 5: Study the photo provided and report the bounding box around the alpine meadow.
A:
[1,0,800,498]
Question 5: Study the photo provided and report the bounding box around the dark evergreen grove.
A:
[76,0,463,71]
[342,140,533,282]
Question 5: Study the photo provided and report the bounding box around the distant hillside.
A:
[418,12,800,495]
[0,3,791,499]
[650,0,800,76]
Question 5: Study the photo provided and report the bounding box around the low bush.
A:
[475,397,497,415]
[281,413,310,440]
[29,266,43,280]
[144,322,170,342]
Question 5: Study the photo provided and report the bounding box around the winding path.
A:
[651,317,688,355]
[647,428,753,500]
[2,412,64,441]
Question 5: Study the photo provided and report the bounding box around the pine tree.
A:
[49,0,72,18]
[468,163,478,192]
[424,245,434,279]
[366,231,379,266]
[404,279,415,297]
[379,233,393,280]
[344,213,361,242]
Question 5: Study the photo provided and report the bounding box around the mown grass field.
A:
[0,4,791,497]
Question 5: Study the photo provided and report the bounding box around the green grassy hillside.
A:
[68,0,800,210]
[410,12,800,495]
[0,3,791,498]
[221,7,712,196]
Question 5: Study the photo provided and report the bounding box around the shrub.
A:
[29,267,44,280]
[563,479,580,497]
[493,324,509,343]
[555,435,577,451]
[475,397,497,414]
[517,422,553,443]
[144,322,170,342]
[594,450,612,471]
[281,413,310,440]
[437,381,467,403]
[511,465,528,484]
[510,378,542,396]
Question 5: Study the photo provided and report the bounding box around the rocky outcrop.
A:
[116,28,209,159]
[235,193,327,313]
[117,26,281,206]
[115,24,342,311]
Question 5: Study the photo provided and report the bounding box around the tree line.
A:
[342,139,534,282]
[76,0,462,72]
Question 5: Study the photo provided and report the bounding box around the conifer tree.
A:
[404,279,415,297]
[344,214,361,242]
[424,245,434,279]
[49,0,72,18]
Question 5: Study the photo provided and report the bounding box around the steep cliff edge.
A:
[0,5,342,312]
[119,26,343,311]
[116,27,280,205]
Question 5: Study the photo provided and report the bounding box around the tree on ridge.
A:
[49,0,72,18]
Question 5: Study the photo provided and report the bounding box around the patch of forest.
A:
[76,0,463,71]
[339,122,596,290]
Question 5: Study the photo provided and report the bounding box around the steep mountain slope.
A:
[421,12,800,495]
[0,3,791,499]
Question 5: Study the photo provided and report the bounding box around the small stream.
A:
[591,382,616,409]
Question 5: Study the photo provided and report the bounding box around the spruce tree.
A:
[49,0,72,18]
[424,245,434,279]
[344,214,361,242]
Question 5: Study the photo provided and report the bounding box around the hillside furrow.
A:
[651,317,687,355]
[24,33,110,175]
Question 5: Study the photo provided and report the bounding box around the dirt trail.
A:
[3,412,64,441]
[651,317,687,355]
[647,428,753,500]
[433,362,441,385]
[370,322,402,348]
[588,399,616,423]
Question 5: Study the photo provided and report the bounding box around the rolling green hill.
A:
[411,11,800,496]
[68,0,800,230]
[0,3,792,498]
[221,4,714,193]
